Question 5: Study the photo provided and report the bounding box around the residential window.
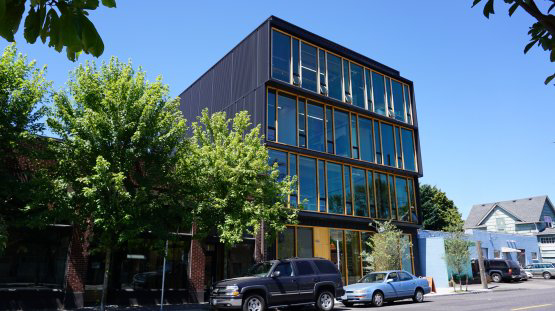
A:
[301,42,318,92]
[327,54,342,101]
[268,149,287,182]
[319,50,327,95]
[365,69,373,111]
[318,160,326,212]
[299,156,317,211]
[376,173,390,219]
[367,171,376,218]
[326,107,334,154]
[343,59,351,103]
[392,80,405,122]
[307,102,325,152]
[372,72,386,116]
[351,63,365,108]
[345,167,352,215]
[292,39,300,85]
[289,154,297,207]
[298,99,306,148]
[381,123,395,166]
[297,228,314,258]
[541,237,555,244]
[395,127,403,169]
[374,120,382,164]
[267,89,276,141]
[482,248,489,259]
[327,163,344,214]
[496,218,506,232]
[352,168,368,217]
[389,175,397,220]
[334,110,350,157]
[396,177,409,222]
[351,115,359,159]
[271,30,290,83]
[277,92,297,146]
[359,117,374,163]
[404,85,413,124]
[532,252,538,260]
[401,129,416,171]
[494,250,501,259]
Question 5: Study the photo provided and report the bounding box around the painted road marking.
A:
[511,304,553,311]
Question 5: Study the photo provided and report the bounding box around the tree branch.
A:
[518,0,555,36]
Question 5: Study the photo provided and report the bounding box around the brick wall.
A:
[188,226,205,303]
[64,225,91,308]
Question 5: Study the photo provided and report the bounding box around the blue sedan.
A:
[339,270,431,307]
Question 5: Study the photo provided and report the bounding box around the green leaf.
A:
[0,0,6,20]
[549,3,555,14]
[483,0,495,18]
[59,11,82,50]
[508,2,519,16]
[471,0,482,8]
[544,73,555,85]
[551,49,555,62]
[524,40,536,53]
[41,8,57,44]
[0,0,25,42]
[23,6,41,44]
[101,0,116,8]
[79,14,104,57]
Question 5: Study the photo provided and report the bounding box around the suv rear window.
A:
[296,261,315,275]
[314,260,339,274]
[490,260,508,268]
[507,260,520,268]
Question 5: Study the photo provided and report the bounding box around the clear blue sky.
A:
[4,0,554,219]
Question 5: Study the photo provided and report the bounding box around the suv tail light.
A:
[508,268,512,275]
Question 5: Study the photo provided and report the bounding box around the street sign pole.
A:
[476,240,488,289]
[160,240,169,311]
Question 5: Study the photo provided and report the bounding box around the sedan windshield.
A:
[359,273,387,283]
[245,262,274,277]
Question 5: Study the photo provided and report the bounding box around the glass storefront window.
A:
[330,229,346,284]
[318,160,326,212]
[268,149,287,181]
[278,227,295,259]
[361,232,373,274]
[396,177,410,222]
[392,80,405,122]
[359,117,374,162]
[267,90,276,141]
[299,156,317,211]
[352,168,368,217]
[334,110,350,157]
[327,54,342,101]
[402,129,416,171]
[297,227,314,258]
[346,231,362,285]
[301,42,318,92]
[372,72,386,116]
[401,235,413,274]
[381,123,395,167]
[327,163,344,214]
[376,173,390,219]
[351,63,365,109]
[277,93,297,146]
[271,30,290,83]
[307,102,325,152]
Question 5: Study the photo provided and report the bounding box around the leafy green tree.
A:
[443,228,473,291]
[420,184,463,231]
[183,109,298,247]
[0,43,50,253]
[30,57,190,310]
[362,221,411,272]
[472,0,555,84]
[0,0,116,61]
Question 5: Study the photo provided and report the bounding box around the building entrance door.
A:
[518,249,526,267]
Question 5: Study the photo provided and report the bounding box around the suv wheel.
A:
[543,272,552,280]
[412,288,424,303]
[491,273,502,283]
[372,291,384,307]
[316,290,334,311]
[243,294,265,311]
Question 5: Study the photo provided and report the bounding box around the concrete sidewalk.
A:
[429,277,555,296]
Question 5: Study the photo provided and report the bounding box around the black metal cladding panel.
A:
[232,32,257,102]
[212,54,233,113]
[199,70,214,115]
[245,90,257,127]
[257,22,270,86]
[254,85,265,129]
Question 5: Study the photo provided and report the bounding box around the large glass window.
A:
[277,227,295,259]
[376,173,390,219]
[359,117,374,162]
[298,99,306,148]
[299,156,317,211]
[396,177,410,222]
[301,43,318,92]
[351,116,359,159]
[330,229,346,284]
[277,93,297,146]
[327,163,344,214]
[307,102,325,152]
[343,60,351,103]
[318,160,326,212]
[272,30,290,83]
[345,167,352,215]
[372,72,386,115]
[346,231,362,284]
[267,90,276,141]
[297,227,314,258]
[392,80,405,122]
[401,235,413,273]
[289,154,297,207]
[365,69,373,110]
[374,120,382,165]
[408,179,417,222]
[395,127,403,169]
[386,77,392,116]
[389,175,397,220]
[268,149,287,181]
[367,171,376,218]
[361,232,373,274]
[404,85,412,124]
[319,50,327,95]
[352,168,368,217]
[326,107,334,153]
[327,54,342,101]
[351,63,365,108]
[401,129,416,171]
[292,39,300,85]
[334,110,350,157]
[381,123,395,166]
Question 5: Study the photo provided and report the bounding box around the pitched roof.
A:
[464,195,551,229]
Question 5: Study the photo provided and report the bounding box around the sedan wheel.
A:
[372,291,384,307]
[543,272,552,280]
[413,289,424,303]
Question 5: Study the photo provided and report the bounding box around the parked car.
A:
[210,258,344,311]
[519,269,530,281]
[339,270,431,307]
[526,271,533,279]
[524,263,555,279]
[484,259,521,282]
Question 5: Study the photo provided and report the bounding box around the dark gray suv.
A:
[210,258,344,311]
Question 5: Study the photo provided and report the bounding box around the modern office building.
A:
[180,16,423,301]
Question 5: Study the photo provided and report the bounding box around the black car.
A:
[210,258,344,311]
[483,259,521,283]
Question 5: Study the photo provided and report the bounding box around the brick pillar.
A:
[64,225,91,309]
[254,221,265,262]
[188,226,205,303]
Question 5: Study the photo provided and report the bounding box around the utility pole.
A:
[476,241,488,289]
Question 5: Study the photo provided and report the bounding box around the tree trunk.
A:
[100,248,112,311]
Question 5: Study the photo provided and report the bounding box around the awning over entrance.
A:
[501,247,521,253]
